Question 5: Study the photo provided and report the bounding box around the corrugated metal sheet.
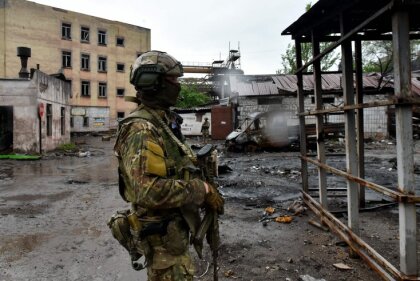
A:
[230,73,409,97]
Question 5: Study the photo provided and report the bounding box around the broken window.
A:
[81,81,90,97]
[98,82,107,98]
[61,23,71,40]
[60,107,65,135]
[116,36,125,46]
[81,54,90,71]
[46,104,52,136]
[116,63,125,72]
[116,88,125,97]
[81,26,90,43]
[98,56,107,72]
[98,29,107,45]
[62,51,72,68]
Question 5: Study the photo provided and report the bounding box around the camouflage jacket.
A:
[114,105,207,211]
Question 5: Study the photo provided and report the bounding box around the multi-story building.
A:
[0,0,151,132]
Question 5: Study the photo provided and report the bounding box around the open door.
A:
[0,106,13,152]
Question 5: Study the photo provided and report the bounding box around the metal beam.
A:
[295,39,309,193]
[312,33,327,208]
[341,13,359,235]
[355,39,366,208]
[392,8,418,276]
[295,1,394,74]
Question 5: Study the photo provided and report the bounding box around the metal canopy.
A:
[282,0,420,41]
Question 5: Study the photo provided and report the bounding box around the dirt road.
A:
[0,136,418,281]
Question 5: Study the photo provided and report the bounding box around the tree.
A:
[175,84,211,109]
[278,3,340,74]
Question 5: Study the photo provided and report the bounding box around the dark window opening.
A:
[61,23,71,39]
[81,26,90,42]
[81,54,90,71]
[62,51,72,68]
[98,56,107,72]
[116,63,125,72]
[81,81,90,97]
[83,117,89,127]
[46,104,52,136]
[98,30,107,45]
[116,37,125,46]
[98,82,107,98]
[70,117,74,128]
[117,112,125,122]
[60,107,65,135]
[116,88,125,97]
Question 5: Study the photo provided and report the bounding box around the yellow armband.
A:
[144,140,167,177]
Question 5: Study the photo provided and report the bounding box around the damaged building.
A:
[0,0,150,132]
[0,47,71,153]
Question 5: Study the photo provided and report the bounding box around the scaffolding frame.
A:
[283,0,420,280]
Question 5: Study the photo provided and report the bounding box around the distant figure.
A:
[201,117,210,142]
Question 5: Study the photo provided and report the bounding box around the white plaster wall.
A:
[179,112,211,136]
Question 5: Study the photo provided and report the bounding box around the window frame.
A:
[62,50,72,68]
[83,116,89,127]
[81,80,91,97]
[98,82,107,98]
[80,26,90,43]
[46,103,52,136]
[98,29,107,46]
[81,53,90,71]
[98,56,107,72]
[61,22,71,40]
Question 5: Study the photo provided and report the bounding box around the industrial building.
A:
[0,0,151,132]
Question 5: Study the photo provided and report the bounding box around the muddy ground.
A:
[0,136,419,281]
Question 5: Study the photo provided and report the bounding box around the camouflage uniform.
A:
[114,104,207,281]
[201,119,210,141]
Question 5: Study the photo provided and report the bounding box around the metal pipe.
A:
[302,156,420,203]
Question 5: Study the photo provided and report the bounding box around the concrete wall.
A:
[179,112,211,136]
[0,0,149,129]
[0,70,71,153]
[237,94,389,138]
[71,106,110,133]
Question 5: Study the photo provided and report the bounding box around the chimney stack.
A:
[17,47,31,79]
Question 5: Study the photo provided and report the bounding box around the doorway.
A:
[0,106,13,152]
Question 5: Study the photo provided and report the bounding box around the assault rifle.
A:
[195,144,220,281]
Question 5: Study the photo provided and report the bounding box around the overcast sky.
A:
[31,0,310,75]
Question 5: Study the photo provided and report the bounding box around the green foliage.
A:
[175,85,211,108]
[278,42,340,74]
[57,143,77,151]
[277,2,339,74]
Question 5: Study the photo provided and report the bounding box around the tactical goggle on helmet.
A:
[130,50,183,90]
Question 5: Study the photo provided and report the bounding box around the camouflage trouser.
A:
[202,130,209,140]
[147,263,193,281]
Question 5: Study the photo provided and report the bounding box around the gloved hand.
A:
[204,183,224,214]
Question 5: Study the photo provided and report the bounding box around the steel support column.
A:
[340,14,359,234]
[295,39,309,192]
[355,39,366,208]
[312,33,327,207]
[392,8,417,276]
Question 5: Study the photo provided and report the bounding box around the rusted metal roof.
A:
[230,73,398,97]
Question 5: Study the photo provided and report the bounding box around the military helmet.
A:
[130,50,183,90]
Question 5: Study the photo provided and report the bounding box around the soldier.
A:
[201,117,210,142]
[113,50,224,281]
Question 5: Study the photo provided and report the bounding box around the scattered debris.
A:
[78,151,91,157]
[101,135,111,141]
[333,263,352,270]
[224,269,236,278]
[288,258,294,263]
[218,164,233,174]
[275,216,293,223]
[299,274,327,281]
[287,200,307,215]
[264,206,276,215]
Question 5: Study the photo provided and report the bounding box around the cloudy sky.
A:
[31,0,309,75]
